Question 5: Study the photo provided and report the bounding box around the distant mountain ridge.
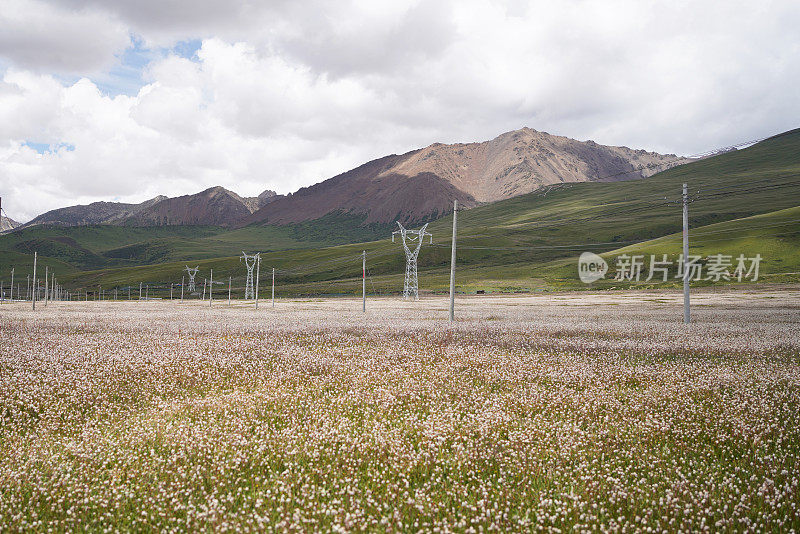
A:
[23,195,167,227]
[20,188,281,229]
[124,187,281,227]
[244,127,691,226]
[14,127,692,230]
[242,154,477,227]
[379,127,687,203]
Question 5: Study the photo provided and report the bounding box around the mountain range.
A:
[18,188,280,230]
[10,128,691,231]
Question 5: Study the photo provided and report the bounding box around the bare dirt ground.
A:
[1,289,799,532]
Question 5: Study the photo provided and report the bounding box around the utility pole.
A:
[51,272,55,303]
[10,268,14,302]
[682,183,690,324]
[181,276,185,302]
[27,274,30,301]
[31,252,37,311]
[44,266,48,306]
[209,269,213,307]
[146,285,149,301]
[202,279,206,301]
[228,276,231,305]
[170,283,173,300]
[139,282,142,301]
[449,200,458,322]
[128,286,131,300]
[362,251,366,313]
[272,267,275,308]
[255,255,261,309]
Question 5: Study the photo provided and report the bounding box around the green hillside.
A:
[3,128,800,297]
[540,205,800,290]
[0,213,392,275]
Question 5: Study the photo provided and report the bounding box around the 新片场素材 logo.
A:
[576,252,762,283]
[578,252,608,283]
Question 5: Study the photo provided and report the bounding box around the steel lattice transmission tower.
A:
[240,252,260,300]
[392,222,432,300]
[184,266,199,293]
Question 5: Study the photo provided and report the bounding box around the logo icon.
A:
[578,252,608,283]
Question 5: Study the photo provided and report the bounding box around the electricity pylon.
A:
[240,252,260,300]
[184,266,199,293]
[392,222,432,300]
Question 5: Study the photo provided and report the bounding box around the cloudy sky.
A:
[1,0,798,222]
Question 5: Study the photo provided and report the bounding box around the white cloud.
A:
[0,0,130,73]
[1,0,799,222]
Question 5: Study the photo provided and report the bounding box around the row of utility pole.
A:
[3,185,692,322]
[1,253,73,309]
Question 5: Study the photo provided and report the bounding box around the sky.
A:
[1,0,799,222]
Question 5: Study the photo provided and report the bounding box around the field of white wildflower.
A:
[1,289,799,532]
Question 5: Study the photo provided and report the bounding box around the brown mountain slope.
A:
[241,154,476,226]
[245,127,691,226]
[17,188,282,230]
[384,127,690,202]
[21,195,167,228]
[124,187,253,227]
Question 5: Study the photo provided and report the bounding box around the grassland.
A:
[1,291,799,532]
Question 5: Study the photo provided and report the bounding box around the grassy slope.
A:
[0,213,393,275]
[8,128,800,295]
[539,205,800,290]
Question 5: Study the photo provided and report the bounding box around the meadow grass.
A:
[1,291,798,532]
